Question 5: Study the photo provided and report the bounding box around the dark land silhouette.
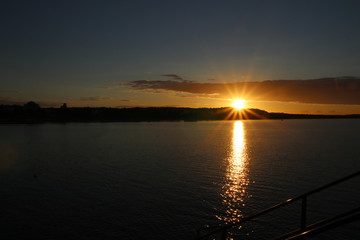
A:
[0,102,359,123]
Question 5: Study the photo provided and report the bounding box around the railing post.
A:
[301,196,307,230]
[196,229,200,239]
[221,228,227,240]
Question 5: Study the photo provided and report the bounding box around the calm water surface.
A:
[1,120,359,239]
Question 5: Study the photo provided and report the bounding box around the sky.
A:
[1,0,360,114]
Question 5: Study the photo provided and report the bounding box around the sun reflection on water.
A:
[218,121,249,224]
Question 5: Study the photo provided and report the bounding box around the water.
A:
[0,120,359,239]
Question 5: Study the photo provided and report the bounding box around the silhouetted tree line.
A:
[0,102,359,123]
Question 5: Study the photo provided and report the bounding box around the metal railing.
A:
[196,170,360,240]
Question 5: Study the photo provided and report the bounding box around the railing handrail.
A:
[286,210,360,239]
[273,206,360,240]
[197,170,360,239]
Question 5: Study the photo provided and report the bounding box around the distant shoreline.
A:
[1,103,359,123]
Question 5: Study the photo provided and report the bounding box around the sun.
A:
[233,99,245,110]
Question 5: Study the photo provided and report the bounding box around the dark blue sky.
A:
[1,0,360,112]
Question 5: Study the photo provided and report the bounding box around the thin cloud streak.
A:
[124,77,360,105]
[0,90,21,94]
[79,96,112,101]
[0,97,60,107]
[162,74,184,81]
[0,96,23,105]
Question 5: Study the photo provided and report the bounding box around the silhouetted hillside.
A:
[0,103,359,123]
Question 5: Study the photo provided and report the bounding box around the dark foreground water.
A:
[1,120,359,239]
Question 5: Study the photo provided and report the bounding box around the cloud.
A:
[125,77,360,105]
[79,96,112,101]
[162,74,184,81]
